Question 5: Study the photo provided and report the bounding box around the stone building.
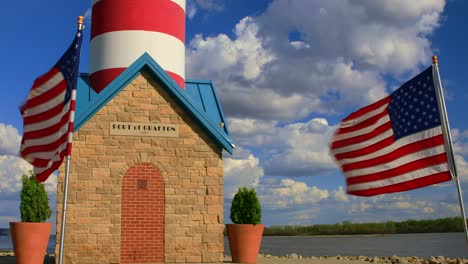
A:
[55,53,234,263]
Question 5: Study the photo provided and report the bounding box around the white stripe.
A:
[92,0,186,11]
[340,102,388,128]
[344,145,446,178]
[33,143,67,174]
[71,89,76,101]
[337,126,443,166]
[27,139,68,160]
[25,139,68,162]
[67,132,73,144]
[28,72,64,100]
[22,121,69,150]
[23,101,70,132]
[89,30,185,79]
[332,129,394,155]
[69,111,75,124]
[23,89,67,117]
[347,163,449,192]
[334,115,391,141]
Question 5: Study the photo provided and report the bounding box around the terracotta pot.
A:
[226,224,264,263]
[10,222,52,264]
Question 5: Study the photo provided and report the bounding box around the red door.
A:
[121,163,164,263]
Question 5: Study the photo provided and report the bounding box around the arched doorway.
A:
[121,163,164,263]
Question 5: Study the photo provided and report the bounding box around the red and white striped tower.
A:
[89,0,186,93]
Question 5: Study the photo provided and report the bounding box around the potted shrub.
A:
[10,171,53,264]
[226,187,264,263]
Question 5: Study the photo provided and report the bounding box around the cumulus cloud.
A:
[187,0,445,121]
[0,123,57,194]
[333,186,349,202]
[228,117,337,177]
[258,178,329,209]
[263,118,337,176]
[0,123,21,156]
[223,148,264,199]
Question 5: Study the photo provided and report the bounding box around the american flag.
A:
[20,28,83,182]
[330,66,452,196]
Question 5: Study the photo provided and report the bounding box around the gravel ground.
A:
[1,252,467,264]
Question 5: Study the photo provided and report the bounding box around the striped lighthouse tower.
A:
[89,0,186,93]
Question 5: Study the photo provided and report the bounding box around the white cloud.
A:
[228,117,338,177]
[424,207,435,214]
[187,0,445,121]
[451,129,468,180]
[258,178,329,209]
[0,123,21,156]
[266,118,337,177]
[0,123,57,194]
[0,156,30,193]
[333,186,349,202]
[226,118,277,146]
[223,149,264,199]
[290,41,310,50]
[188,17,274,81]
[186,0,224,20]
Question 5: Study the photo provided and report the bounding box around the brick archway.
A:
[121,163,164,263]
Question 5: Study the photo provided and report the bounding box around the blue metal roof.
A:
[74,53,234,154]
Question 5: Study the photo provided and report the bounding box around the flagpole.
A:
[58,16,84,264]
[432,55,468,243]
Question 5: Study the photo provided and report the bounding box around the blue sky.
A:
[1,0,468,230]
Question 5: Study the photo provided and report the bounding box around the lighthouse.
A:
[89,0,186,93]
[55,1,234,263]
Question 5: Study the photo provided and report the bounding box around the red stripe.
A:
[334,136,395,160]
[22,80,66,110]
[70,99,76,111]
[23,101,67,125]
[35,154,67,182]
[342,134,445,172]
[21,132,68,158]
[89,68,126,93]
[346,153,448,185]
[342,96,390,122]
[30,158,52,168]
[67,142,73,156]
[167,71,185,89]
[90,68,185,93]
[336,109,389,135]
[91,0,185,43]
[31,68,60,91]
[348,172,452,197]
[332,121,392,149]
[22,111,69,140]
[21,68,61,113]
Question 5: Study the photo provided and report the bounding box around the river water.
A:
[1,233,467,258]
[225,233,468,258]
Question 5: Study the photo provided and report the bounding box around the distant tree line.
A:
[262,217,465,236]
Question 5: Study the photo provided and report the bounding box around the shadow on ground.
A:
[0,255,55,264]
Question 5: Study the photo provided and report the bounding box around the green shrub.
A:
[230,187,261,224]
[20,171,52,222]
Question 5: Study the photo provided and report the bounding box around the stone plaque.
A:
[110,122,179,137]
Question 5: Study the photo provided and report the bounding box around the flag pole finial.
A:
[432,55,438,64]
[77,16,84,25]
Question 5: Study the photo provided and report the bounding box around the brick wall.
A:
[56,71,224,263]
[121,163,164,263]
